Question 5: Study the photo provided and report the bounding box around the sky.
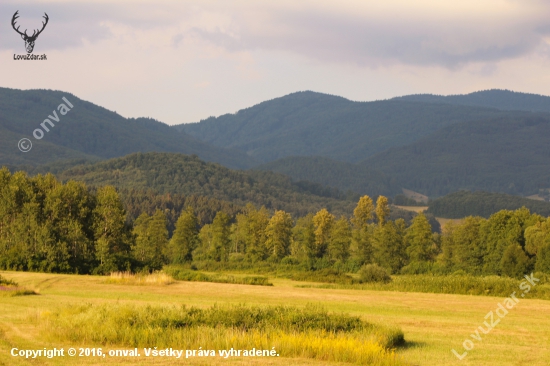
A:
[2,0,550,125]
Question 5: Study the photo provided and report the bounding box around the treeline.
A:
[0,168,130,273]
[2,167,549,278]
[427,191,550,218]
[119,188,242,234]
[130,191,436,275]
[129,199,550,278]
[438,209,550,277]
[0,168,245,274]
[0,167,430,274]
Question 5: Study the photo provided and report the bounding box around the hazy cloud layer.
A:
[0,2,184,51]
[3,0,550,67]
[183,0,550,68]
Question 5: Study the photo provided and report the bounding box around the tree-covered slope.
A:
[393,89,550,113]
[255,156,401,197]
[427,191,550,219]
[362,114,550,196]
[57,152,355,217]
[0,126,97,166]
[175,91,507,163]
[0,88,257,169]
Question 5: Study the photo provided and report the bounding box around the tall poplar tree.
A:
[210,211,231,261]
[265,210,293,260]
[313,208,335,258]
[93,186,131,273]
[352,195,374,264]
[446,216,485,274]
[329,217,351,262]
[352,196,374,229]
[291,214,315,260]
[170,207,199,264]
[235,205,269,262]
[132,212,153,266]
[147,209,169,270]
[375,196,390,227]
[405,213,434,264]
[373,219,407,273]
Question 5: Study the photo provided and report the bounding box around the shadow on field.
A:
[400,340,426,350]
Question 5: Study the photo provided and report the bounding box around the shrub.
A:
[105,271,175,286]
[38,303,406,365]
[228,253,245,262]
[0,274,17,286]
[359,264,392,284]
[0,275,38,296]
[400,261,433,275]
[164,266,273,286]
[0,288,38,297]
[280,256,301,265]
[533,272,550,285]
[291,268,356,284]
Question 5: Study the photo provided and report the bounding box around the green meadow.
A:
[1,271,549,365]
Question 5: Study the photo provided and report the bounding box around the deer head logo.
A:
[12,11,49,54]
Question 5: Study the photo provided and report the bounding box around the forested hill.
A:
[175,91,508,163]
[255,156,402,197]
[57,152,355,217]
[362,114,550,197]
[0,88,257,169]
[393,89,550,113]
[427,191,550,219]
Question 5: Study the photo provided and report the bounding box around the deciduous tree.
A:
[169,207,199,264]
[312,209,335,258]
[265,210,293,260]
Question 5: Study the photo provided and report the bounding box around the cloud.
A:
[0,1,185,52]
[183,0,550,69]
[3,0,550,68]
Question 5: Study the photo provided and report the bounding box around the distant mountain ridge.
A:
[0,87,258,169]
[362,113,550,196]
[392,89,550,113]
[216,89,550,198]
[5,87,550,201]
[175,91,507,163]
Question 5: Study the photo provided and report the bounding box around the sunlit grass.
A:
[105,271,175,286]
[37,303,406,365]
[2,270,550,365]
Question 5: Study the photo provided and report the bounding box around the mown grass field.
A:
[395,205,464,227]
[1,271,549,365]
[395,206,428,213]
